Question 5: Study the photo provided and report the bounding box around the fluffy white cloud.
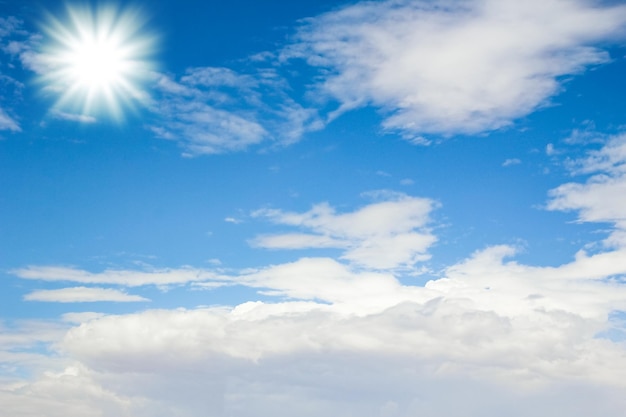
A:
[150,67,321,156]
[7,148,626,415]
[3,242,623,416]
[288,0,626,138]
[23,287,149,303]
[5,221,626,417]
[230,257,425,313]
[251,193,437,269]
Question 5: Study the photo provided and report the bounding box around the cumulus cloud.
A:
[287,0,626,138]
[0,319,72,385]
[23,287,149,303]
[229,257,424,312]
[149,67,322,156]
[251,193,437,269]
[7,136,626,415]
[5,202,626,416]
[4,241,624,416]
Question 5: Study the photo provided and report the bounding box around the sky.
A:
[1,0,626,415]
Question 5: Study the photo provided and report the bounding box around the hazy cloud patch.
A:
[149,67,322,155]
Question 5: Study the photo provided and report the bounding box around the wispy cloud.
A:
[12,265,224,287]
[0,108,20,132]
[24,287,149,303]
[51,111,97,123]
[251,193,437,269]
[224,216,243,224]
[149,67,322,155]
[287,0,626,138]
[548,132,626,247]
[0,17,29,132]
[502,158,521,167]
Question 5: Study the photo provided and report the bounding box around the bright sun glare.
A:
[41,4,156,120]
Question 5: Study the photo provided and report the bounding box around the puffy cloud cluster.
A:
[288,0,626,138]
[4,243,626,416]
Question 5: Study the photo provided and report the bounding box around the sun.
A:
[66,26,128,90]
[40,4,156,120]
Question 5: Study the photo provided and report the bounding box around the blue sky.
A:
[2,0,626,415]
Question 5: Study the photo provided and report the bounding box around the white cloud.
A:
[502,158,521,167]
[0,108,20,131]
[61,312,106,324]
[569,133,626,175]
[5,227,626,416]
[4,241,621,416]
[0,320,68,351]
[0,319,72,385]
[51,111,97,123]
[0,364,138,417]
[563,123,607,145]
[12,265,224,287]
[288,0,626,137]
[548,133,626,246]
[252,233,342,249]
[0,17,23,38]
[24,287,149,303]
[224,216,243,224]
[251,193,437,269]
[430,244,626,319]
[549,176,626,227]
[231,257,423,312]
[150,68,321,155]
[0,18,27,133]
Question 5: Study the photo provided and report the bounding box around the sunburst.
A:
[40,4,157,120]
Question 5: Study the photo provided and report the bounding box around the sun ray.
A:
[39,3,157,121]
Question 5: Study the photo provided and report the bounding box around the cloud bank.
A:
[6,148,626,416]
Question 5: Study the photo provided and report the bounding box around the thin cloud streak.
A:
[24,287,149,303]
